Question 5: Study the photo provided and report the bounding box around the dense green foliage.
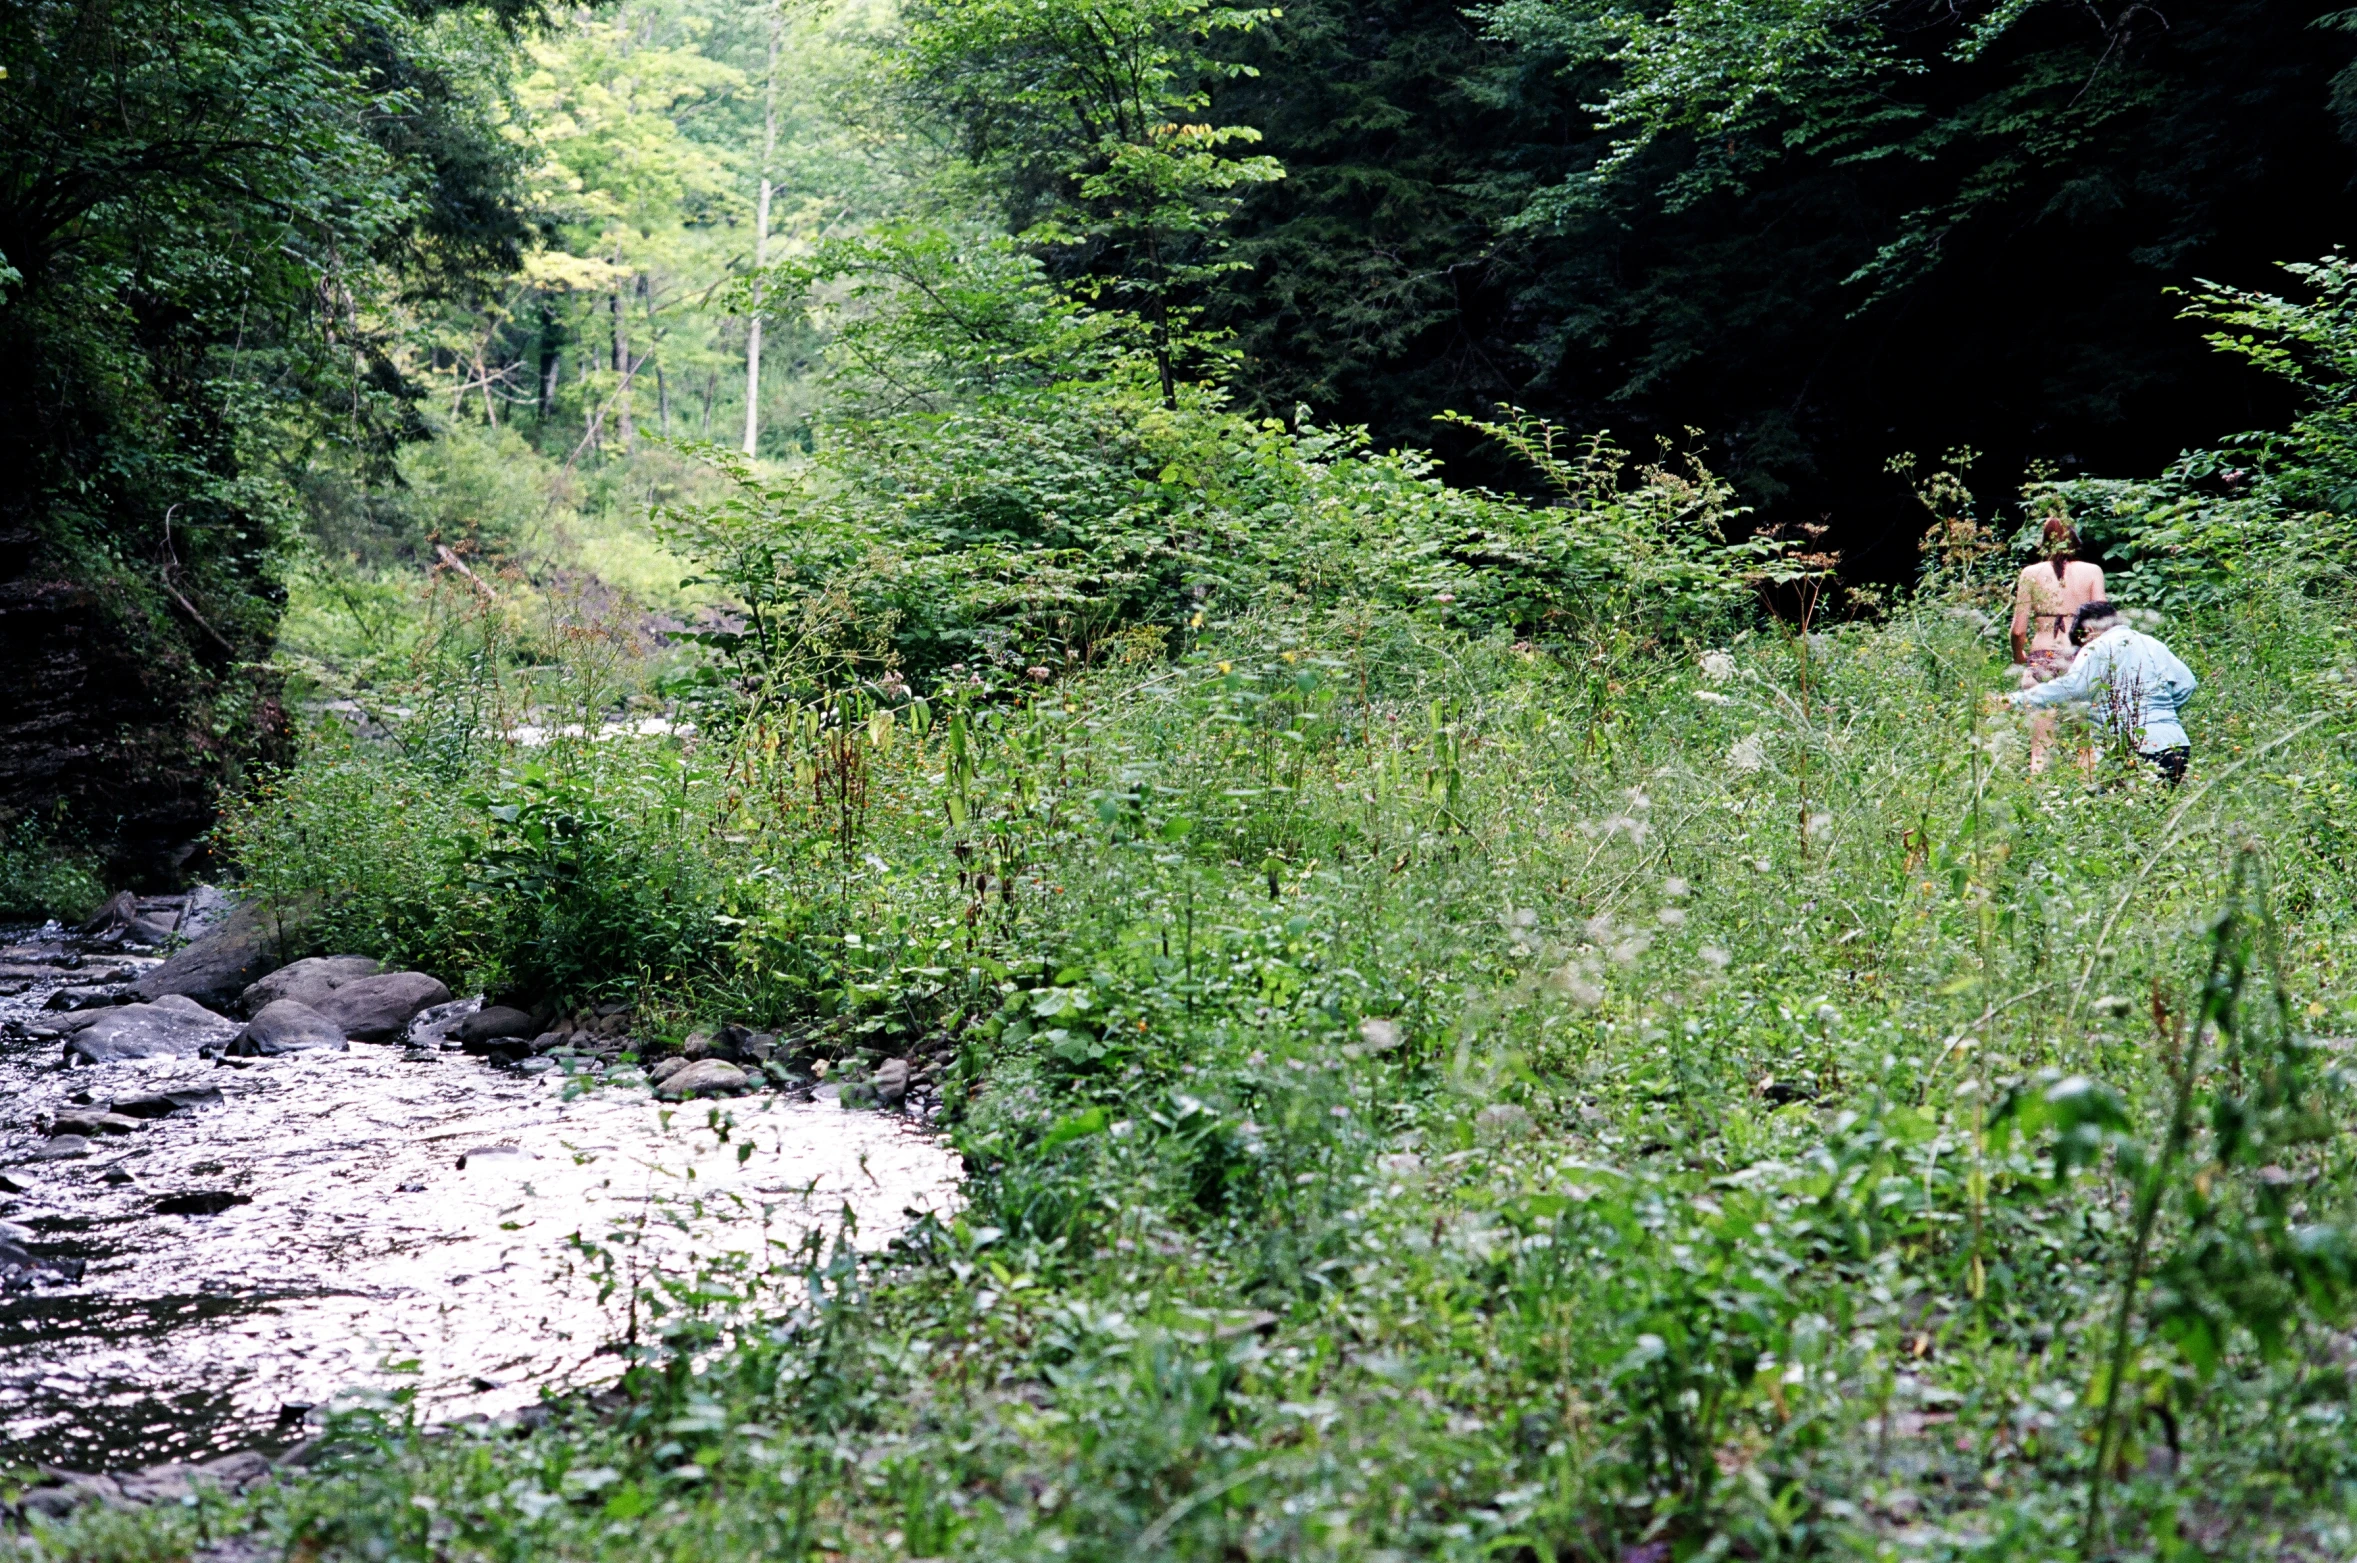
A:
[1204,0,2357,554]
[0,0,533,865]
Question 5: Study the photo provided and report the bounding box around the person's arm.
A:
[2012,638,2108,710]
[2010,571,2032,663]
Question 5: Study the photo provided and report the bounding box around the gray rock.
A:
[43,985,128,1011]
[177,885,234,941]
[0,1172,38,1193]
[51,1111,141,1137]
[123,914,181,945]
[0,1233,84,1288]
[237,954,380,1018]
[109,1086,223,1119]
[15,1451,271,1519]
[406,995,482,1048]
[154,1190,249,1215]
[62,995,240,1065]
[226,999,347,1057]
[654,1059,752,1100]
[23,1136,90,1162]
[838,1057,911,1110]
[458,1005,535,1047]
[134,898,312,1012]
[79,890,140,937]
[648,1055,692,1084]
[315,972,450,1043]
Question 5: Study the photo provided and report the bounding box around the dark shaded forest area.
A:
[1208,0,2357,572]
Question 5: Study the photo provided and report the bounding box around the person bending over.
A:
[2009,513,2105,772]
[2007,601,2197,783]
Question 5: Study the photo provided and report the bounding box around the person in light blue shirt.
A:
[2006,601,2196,783]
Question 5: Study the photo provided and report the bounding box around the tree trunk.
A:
[612,287,635,451]
[539,300,560,422]
[744,5,780,457]
[701,370,716,438]
[656,360,670,437]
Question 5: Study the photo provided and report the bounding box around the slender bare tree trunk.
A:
[613,286,635,451]
[743,4,779,457]
[539,299,560,423]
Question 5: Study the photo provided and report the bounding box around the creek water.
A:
[0,921,960,1474]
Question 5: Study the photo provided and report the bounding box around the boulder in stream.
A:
[315,972,450,1043]
[654,1059,753,1100]
[60,994,241,1064]
[0,1234,85,1289]
[153,1190,251,1215]
[238,954,380,1017]
[133,898,312,1012]
[457,1005,535,1049]
[226,999,347,1056]
[108,1086,223,1119]
[50,1110,141,1137]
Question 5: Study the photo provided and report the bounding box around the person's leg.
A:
[2019,657,2059,773]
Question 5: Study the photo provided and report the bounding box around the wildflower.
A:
[1433,591,1456,603]
[1358,1017,1404,1052]
[1804,811,1833,840]
[1545,966,1604,1007]
[1696,689,1732,705]
[1663,877,1690,898]
[1609,935,1652,966]
[1729,733,1767,773]
[1700,946,1731,969]
[1027,666,1050,682]
[1699,649,1737,683]
[1658,907,1687,928]
[1218,661,1233,674]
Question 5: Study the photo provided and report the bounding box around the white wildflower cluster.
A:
[1699,649,1738,684]
[1578,789,1654,844]
[1729,732,1768,773]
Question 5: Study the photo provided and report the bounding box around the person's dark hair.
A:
[2071,600,2120,643]
[2040,515,2079,580]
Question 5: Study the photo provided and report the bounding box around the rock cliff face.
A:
[0,538,289,884]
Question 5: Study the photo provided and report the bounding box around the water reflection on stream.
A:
[0,926,960,1473]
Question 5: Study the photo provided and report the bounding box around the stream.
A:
[0,905,960,1474]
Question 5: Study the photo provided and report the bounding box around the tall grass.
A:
[62,574,2357,1562]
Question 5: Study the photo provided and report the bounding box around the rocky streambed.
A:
[0,895,960,1479]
